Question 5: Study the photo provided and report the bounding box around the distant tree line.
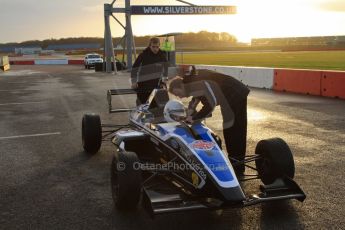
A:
[133,31,237,48]
[0,31,238,49]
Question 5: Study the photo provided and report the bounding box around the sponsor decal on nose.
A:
[190,140,215,151]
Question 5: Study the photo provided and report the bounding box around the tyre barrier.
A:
[95,62,103,72]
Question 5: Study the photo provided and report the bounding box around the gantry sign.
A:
[104,1,236,73]
[131,5,236,15]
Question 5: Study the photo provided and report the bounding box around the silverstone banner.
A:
[131,5,236,15]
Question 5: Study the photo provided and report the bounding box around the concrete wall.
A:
[195,65,274,89]
[34,59,68,65]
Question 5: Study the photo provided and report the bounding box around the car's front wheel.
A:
[111,150,142,210]
[255,138,295,185]
[82,113,102,154]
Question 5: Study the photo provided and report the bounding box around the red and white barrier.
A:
[179,64,345,100]
[10,59,83,65]
[8,60,345,100]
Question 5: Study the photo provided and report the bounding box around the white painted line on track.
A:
[0,89,35,92]
[0,132,61,140]
[0,102,43,106]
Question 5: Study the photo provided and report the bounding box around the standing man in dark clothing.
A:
[131,37,169,105]
[168,69,250,175]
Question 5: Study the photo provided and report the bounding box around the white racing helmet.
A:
[164,100,186,122]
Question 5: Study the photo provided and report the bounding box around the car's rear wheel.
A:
[82,113,102,154]
[111,151,142,210]
[255,138,295,185]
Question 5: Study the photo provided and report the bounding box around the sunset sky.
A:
[1,0,345,43]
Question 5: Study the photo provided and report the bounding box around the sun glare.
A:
[129,0,345,43]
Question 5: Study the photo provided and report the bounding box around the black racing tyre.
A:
[111,151,142,210]
[84,65,87,69]
[82,113,102,154]
[255,138,295,185]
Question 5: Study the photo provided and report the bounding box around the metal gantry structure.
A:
[104,0,133,73]
[104,0,236,73]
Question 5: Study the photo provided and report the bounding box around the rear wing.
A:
[107,87,170,114]
[107,89,137,113]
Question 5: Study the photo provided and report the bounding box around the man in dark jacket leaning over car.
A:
[131,37,169,105]
[168,68,250,176]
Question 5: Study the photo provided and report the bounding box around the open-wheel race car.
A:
[81,87,306,217]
